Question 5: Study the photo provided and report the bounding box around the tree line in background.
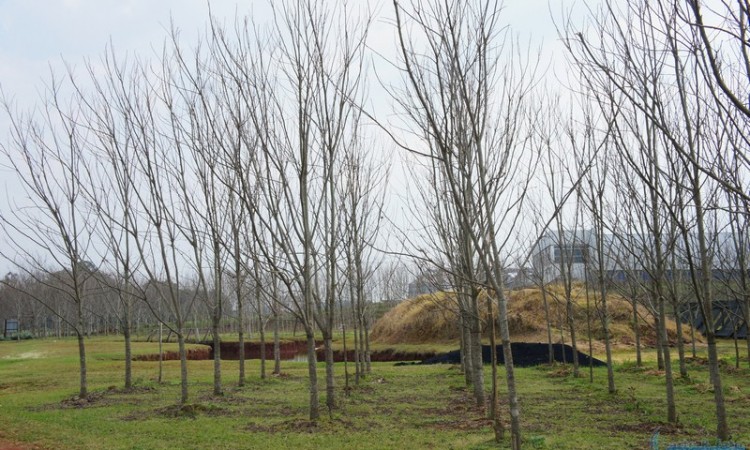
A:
[0,0,749,446]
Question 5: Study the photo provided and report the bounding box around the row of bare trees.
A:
[1,0,749,444]
[557,0,750,441]
[0,0,392,420]
[391,0,750,444]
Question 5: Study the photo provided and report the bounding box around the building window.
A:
[554,244,587,264]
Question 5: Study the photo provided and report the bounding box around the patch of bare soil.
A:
[59,391,110,409]
[197,392,247,406]
[109,386,156,395]
[33,385,156,411]
[121,402,231,421]
[244,417,377,434]
[546,365,574,378]
[246,418,318,434]
[0,440,43,450]
[431,416,494,432]
[685,356,748,374]
[0,433,43,450]
[157,403,231,419]
[423,390,493,432]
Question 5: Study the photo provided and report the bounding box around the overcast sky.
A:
[0,0,569,98]
[0,0,579,275]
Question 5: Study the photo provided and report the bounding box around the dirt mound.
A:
[370,284,699,348]
[370,291,459,345]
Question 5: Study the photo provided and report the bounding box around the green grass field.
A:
[0,337,748,449]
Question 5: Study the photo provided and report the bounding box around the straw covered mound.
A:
[370,284,699,348]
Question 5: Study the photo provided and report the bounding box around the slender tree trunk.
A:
[324,333,335,414]
[560,309,567,365]
[469,289,485,408]
[602,297,615,393]
[158,322,164,384]
[487,296,503,443]
[364,316,372,374]
[194,312,199,343]
[341,306,350,395]
[707,333,729,439]
[75,293,88,400]
[212,309,222,396]
[688,306,697,358]
[238,302,246,386]
[566,290,580,376]
[461,309,473,386]
[353,308,360,385]
[259,309,266,380]
[596,280,615,393]
[584,279,594,383]
[541,285,554,364]
[123,299,132,390]
[655,315,664,370]
[497,290,521,450]
[76,331,88,399]
[306,330,320,421]
[658,296,676,422]
[358,313,366,379]
[177,332,189,405]
[273,310,281,375]
[672,299,688,378]
[632,296,642,367]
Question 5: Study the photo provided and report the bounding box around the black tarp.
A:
[419,342,606,367]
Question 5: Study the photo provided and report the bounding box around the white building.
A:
[531,229,747,284]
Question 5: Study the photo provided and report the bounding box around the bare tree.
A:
[0,75,100,400]
[571,107,617,393]
[391,1,540,446]
[120,56,199,405]
[342,139,388,385]
[78,50,144,391]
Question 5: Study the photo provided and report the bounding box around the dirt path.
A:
[0,435,42,450]
[0,440,28,450]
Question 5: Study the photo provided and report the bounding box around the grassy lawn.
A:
[0,336,748,449]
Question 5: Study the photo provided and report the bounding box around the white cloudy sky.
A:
[0,0,581,275]
[0,0,572,100]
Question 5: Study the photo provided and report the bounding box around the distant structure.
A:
[3,318,19,338]
[406,266,532,298]
[530,229,746,283]
[531,229,603,282]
